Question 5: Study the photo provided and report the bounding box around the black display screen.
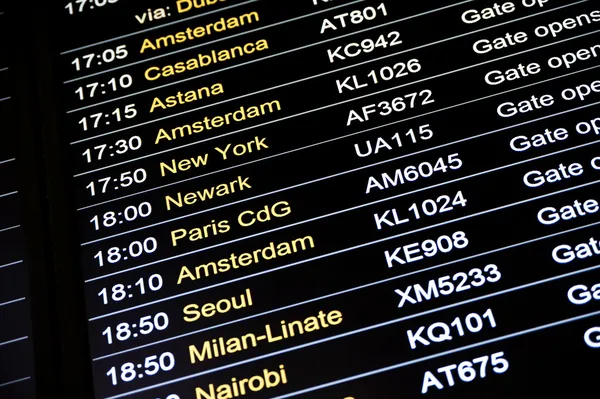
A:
[0,9,37,399]
[48,0,600,397]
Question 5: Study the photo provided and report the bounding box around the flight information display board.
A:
[54,0,600,398]
[0,9,37,399]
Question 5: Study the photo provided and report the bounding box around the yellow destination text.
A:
[159,136,269,177]
[170,201,292,246]
[141,11,259,53]
[150,83,224,113]
[177,0,225,14]
[189,310,343,363]
[177,236,315,284]
[145,39,269,81]
[165,176,252,211]
[184,288,253,322]
[195,365,287,399]
[154,100,281,145]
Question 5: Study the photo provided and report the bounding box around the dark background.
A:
[2,0,600,398]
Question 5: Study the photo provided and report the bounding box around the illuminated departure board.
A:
[53,0,600,398]
[0,9,37,399]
